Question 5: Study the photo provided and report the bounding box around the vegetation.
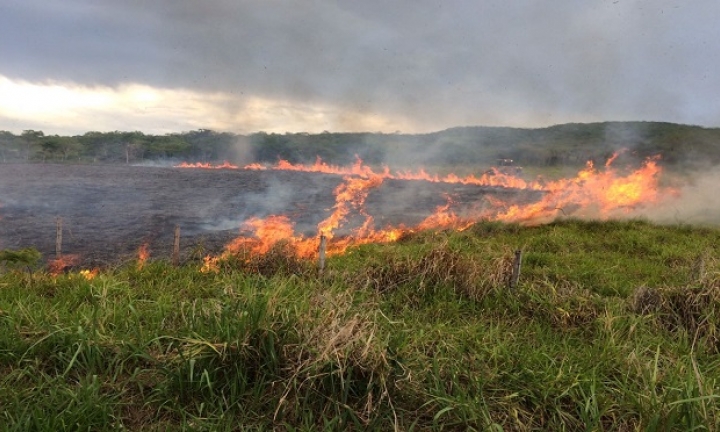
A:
[1,218,719,430]
[2,121,720,170]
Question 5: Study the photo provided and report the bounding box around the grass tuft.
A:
[631,282,720,354]
[355,240,510,303]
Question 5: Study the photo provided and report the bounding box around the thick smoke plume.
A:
[640,169,720,225]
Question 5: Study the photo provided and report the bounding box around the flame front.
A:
[178,151,675,267]
[488,156,665,223]
[225,215,300,256]
[176,155,541,189]
[318,174,384,238]
[175,161,239,169]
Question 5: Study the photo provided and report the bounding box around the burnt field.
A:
[0,163,541,267]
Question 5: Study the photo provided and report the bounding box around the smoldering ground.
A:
[0,163,534,267]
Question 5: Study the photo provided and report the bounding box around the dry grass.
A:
[276,289,393,426]
[215,240,313,277]
[355,241,512,302]
[521,281,602,331]
[630,281,720,353]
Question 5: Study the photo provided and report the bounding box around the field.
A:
[0,163,540,268]
[1,163,719,431]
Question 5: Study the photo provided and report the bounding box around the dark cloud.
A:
[1,0,719,131]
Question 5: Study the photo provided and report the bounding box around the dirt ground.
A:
[0,163,540,268]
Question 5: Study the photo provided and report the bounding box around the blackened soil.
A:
[0,163,541,267]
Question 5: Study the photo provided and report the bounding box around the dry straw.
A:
[356,241,513,302]
[630,266,720,353]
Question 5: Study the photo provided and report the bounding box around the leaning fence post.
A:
[509,249,522,289]
[55,217,63,258]
[318,234,327,276]
[172,225,181,266]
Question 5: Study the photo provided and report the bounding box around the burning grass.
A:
[2,219,720,430]
[177,151,677,265]
[204,239,312,277]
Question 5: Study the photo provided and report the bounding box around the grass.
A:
[1,218,720,430]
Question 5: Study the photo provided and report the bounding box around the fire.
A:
[318,174,384,238]
[175,161,239,169]
[201,255,220,273]
[79,268,99,280]
[226,216,300,256]
[243,163,266,170]
[174,155,541,189]
[47,254,79,275]
[137,243,150,269]
[416,197,474,232]
[182,151,675,269]
[274,156,380,178]
[214,216,318,262]
[47,256,98,279]
[487,156,666,223]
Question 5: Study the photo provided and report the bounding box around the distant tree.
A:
[121,131,146,163]
[179,129,235,161]
[21,130,44,160]
[251,133,300,163]
[31,135,80,162]
[0,130,16,162]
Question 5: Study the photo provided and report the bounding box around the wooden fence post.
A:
[318,234,327,276]
[55,217,63,258]
[172,225,181,266]
[509,249,522,289]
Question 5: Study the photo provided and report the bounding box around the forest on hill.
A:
[1,121,719,170]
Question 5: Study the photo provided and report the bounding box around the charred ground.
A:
[0,163,541,267]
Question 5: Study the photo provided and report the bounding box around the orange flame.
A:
[417,197,474,232]
[175,161,239,169]
[79,268,99,280]
[487,155,667,223]
[186,151,675,268]
[175,155,542,189]
[318,174,384,238]
[243,163,267,170]
[226,216,299,255]
[209,215,320,264]
[137,243,150,269]
[201,255,220,273]
[48,254,80,275]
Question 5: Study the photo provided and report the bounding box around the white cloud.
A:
[0,75,423,135]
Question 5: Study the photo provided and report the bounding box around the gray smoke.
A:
[639,168,720,225]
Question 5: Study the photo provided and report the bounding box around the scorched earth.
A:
[0,163,541,268]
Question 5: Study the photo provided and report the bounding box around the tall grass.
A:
[1,218,719,430]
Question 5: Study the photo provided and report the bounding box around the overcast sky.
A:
[0,0,717,135]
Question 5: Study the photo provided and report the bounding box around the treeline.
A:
[2,121,720,168]
[0,129,239,164]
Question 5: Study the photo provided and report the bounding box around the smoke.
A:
[131,160,180,168]
[603,122,650,153]
[229,136,253,165]
[198,173,337,236]
[639,168,720,225]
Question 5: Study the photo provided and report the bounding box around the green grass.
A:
[1,218,720,431]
